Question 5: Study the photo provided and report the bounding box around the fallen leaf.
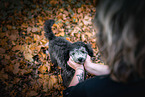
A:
[0,69,8,80]
[39,74,44,79]
[83,15,92,25]
[4,54,10,60]
[49,0,58,6]
[13,63,20,74]
[81,34,86,41]
[27,90,38,96]
[55,31,65,37]
[43,80,49,92]
[85,32,93,37]
[48,75,57,89]
[66,37,71,41]
[27,27,31,33]
[9,34,18,41]
[58,74,63,83]
[12,45,22,51]
[40,40,47,44]
[0,48,5,54]
[7,25,12,30]
[5,64,13,73]
[24,53,34,62]
[20,69,31,75]
[78,8,82,13]
[38,65,47,73]
[13,78,20,84]
[92,42,96,48]
[21,23,28,28]
[32,27,38,32]
[45,62,51,72]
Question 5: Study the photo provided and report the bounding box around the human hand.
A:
[84,55,110,75]
[84,55,92,68]
[84,55,94,73]
[67,57,84,70]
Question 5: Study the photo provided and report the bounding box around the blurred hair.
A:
[94,0,145,82]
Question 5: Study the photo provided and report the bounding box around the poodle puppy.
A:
[44,19,94,87]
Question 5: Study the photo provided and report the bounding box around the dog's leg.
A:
[49,53,57,66]
[60,63,75,87]
[61,68,75,87]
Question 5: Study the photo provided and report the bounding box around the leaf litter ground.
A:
[0,0,104,96]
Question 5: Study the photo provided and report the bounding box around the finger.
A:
[86,55,91,61]
[68,57,74,64]
[68,59,77,66]
[67,61,72,68]
[68,58,81,66]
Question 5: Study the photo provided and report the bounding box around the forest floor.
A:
[0,0,103,96]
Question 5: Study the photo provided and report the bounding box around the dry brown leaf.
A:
[81,34,86,41]
[83,15,92,25]
[24,53,34,62]
[0,48,5,54]
[78,8,82,13]
[66,37,71,41]
[27,90,38,96]
[34,34,41,41]
[13,78,20,84]
[0,39,7,47]
[72,16,78,23]
[59,8,64,12]
[36,46,42,53]
[38,78,43,85]
[5,64,13,72]
[39,74,44,79]
[45,62,51,72]
[7,25,12,30]
[52,23,57,28]
[32,27,38,32]
[63,10,69,16]
[37,27,41,32]
[74,33,81,38]
[12,45,22,51]
[40,40,47,44]
[10,90,16,97]
[27,27,31,33]
[44,74,50,79]
[43,80,49,92]
[38,65,47,73]
[37,19,44,26]
[55,31,65,37]
[21,23,28,28]
[71,26,81,36]
[49,0,58,5]
[13,63,20,74]
[48,75,57,89]
[4,54,10,60]
[20,69,31,75]
[58,74,63,83]
[0,69,8,80]
[9,34,18,41]
[85,32,93,37]
[25,36,33,43]
[0,33,6,38]
[92,42,96,48]
[40,52,47,59]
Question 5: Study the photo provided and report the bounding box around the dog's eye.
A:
[71,52,75,55]
[81,51,85,53]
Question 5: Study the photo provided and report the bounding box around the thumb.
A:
[86,55,91,62]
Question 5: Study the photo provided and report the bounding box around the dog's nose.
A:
[78,57,84,62]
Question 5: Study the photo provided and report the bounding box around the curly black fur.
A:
[44,19,94,87]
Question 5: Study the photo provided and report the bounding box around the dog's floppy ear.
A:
[85,43,94,57]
